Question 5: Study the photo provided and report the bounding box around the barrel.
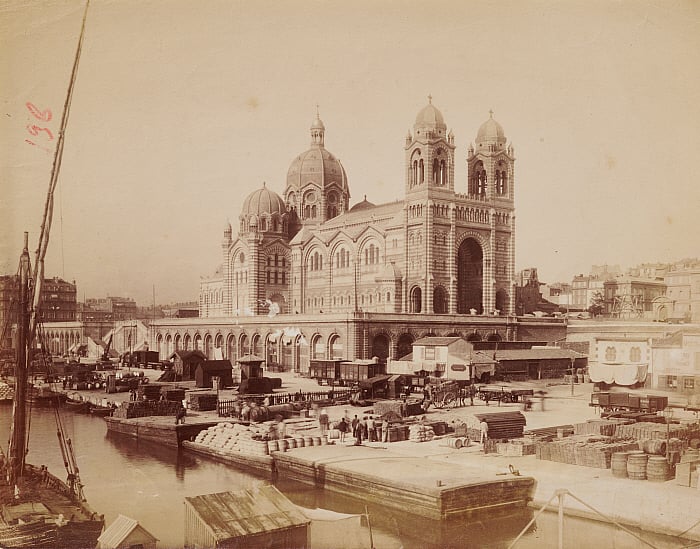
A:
[278,439,288,452]
[267,440,279,453]
[313,436,322,446]
[321,435,328,445]
[646,456,670,482]
[446,438,463,449]
[287,438,297,449]
[295,437,305,448]
[641,439,667,456]
[461,437,471,448]
[611,452,629,478]
[304,436,314,447]
[627,452,648,480]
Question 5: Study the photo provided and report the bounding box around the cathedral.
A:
[199,98,516,320]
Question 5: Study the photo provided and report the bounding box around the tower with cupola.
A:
[284,110,349,234]
[464,110,516,315]
[403,97,456,315]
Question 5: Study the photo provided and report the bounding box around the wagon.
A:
[477,384,534,403]
[429,380,460,408]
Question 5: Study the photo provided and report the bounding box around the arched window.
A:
[419,159,424,183]
[605,346,617,362]
[630,347,641,362]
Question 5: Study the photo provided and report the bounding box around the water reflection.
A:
[1,409,693,549]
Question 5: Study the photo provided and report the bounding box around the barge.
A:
[273,444,535,520]
[104,416,218,448]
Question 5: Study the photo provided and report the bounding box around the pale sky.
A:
[2,0,699,304]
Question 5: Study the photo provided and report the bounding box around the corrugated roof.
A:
[185,485,309,542]
[97,514,157,548]
[494,348,586,361]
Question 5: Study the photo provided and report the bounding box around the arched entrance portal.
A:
[410,287,422,313]
[371,334,390,365]
[457,238,483,314]
[495,289,508,314]
[433,286,447,314]
[396,334,414,361]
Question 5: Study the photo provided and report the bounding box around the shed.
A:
[237,354,265,380]
[169,350,206,381]
[184,485,310,549]
[97,514,158,549]
[195,360,233,388]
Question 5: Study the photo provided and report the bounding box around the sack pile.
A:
[409,424,434,443]
[193,422,270,456]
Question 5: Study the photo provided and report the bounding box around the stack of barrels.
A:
[627,451,648,480]
[611,449,671,481]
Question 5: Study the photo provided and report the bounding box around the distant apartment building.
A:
[514,268,559,315]
[84,296,138,320]
[651,328,700,398]
[603,276,666,319]
[0,275,77,348]
[663,259,700,323]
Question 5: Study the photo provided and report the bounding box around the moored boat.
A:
[0,3,104,546]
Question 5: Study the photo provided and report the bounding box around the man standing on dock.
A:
[480,420,488,445]
[318,408,329,436]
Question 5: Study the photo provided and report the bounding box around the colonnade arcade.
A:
[154,325,505,372]
[41,328,82,356]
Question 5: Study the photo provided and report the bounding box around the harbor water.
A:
[0,408,692,549]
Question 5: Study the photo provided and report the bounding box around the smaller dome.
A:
[414,98,447,131]
[476,111,506,146]
[349,195,375,213]
[241,183,286,216]
[311,114,325,130]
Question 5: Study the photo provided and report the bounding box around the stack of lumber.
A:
[138,383,164,401]
[112,400,181,419]
[408,424,434,442]
[0,382,14,401]
[188,392,218,411]
[537,435,638,468]
[161,387,186,402]
[616,421,688,440]
[496,438,537,457]
[573,419,627,437]
[373,400,407,418]
[473,411,527,440]
[527,425,574,441]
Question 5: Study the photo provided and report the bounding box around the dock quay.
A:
[182,440,274,478]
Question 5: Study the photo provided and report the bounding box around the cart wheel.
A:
[444,393,457,408]
[433,398,445,409]
[478,392,486,401]
[500,393,512,403]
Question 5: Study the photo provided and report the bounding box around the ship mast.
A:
[6,0,91,491]
[7,235,32,486]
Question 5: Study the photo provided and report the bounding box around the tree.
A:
[588,291,605,317]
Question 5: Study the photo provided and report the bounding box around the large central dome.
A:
[286,113,349,193]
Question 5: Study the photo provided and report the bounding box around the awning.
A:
[588,363,648,385]
[359,374,392,389]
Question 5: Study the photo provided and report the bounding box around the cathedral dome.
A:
[414,96,447,132]
[286,148,348,191]
[476,111,507,146]
[241,183,286,216]
[348,195,375,213]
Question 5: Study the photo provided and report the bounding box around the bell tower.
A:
[405,96,455,196]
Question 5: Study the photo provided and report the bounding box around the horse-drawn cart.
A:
[429,380,460,408]
[477,384,534,403]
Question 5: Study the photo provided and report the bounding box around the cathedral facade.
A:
[200,99,516,320]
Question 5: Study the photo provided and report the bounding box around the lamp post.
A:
[570,357,575,397]
[663,407,673,464]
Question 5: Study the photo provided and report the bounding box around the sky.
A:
[1,0,699,304]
